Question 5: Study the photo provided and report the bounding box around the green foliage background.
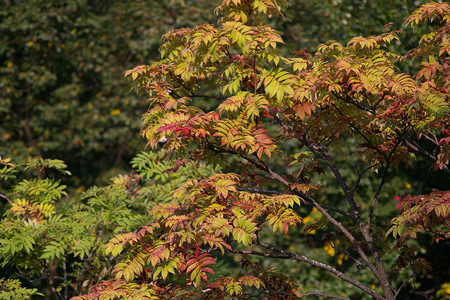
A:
[0,0,428,188]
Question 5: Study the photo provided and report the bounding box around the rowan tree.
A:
[2,0,450,299]
[69,1,450,299]
[0,152,215,299]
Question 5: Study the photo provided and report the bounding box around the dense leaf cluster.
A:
[75,1,450,299]
[1,1,450,300]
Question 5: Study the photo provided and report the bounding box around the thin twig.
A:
[368,159,390,227]
[0,193,13,205]
[333,91,376,115]
[394,274,415,298]
[246,289,290,298]
[296,191,355,219]
[236,187,283,194]
[45,266,63,300]
[252,241,383,299]
[404,139,450,174]
[189,94,227,100]
[63,260,68,300]
[15,271,47,283]
[422,132,438,145]
[301,292,350,300]
[351,162,379,195]
[410,290,433,300]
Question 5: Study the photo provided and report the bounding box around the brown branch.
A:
[63,260,68,300]
[296,191,355,219]
[15,270,48,283]
[410,290,433,300]
[245,289,290,298]
[270,111,294,133]
[228,248,290,259]
[261,162,382,286]
[404,139,450,174]
[302,292,350,300]
[0,193,13,205]
[338,108,388,162]
[45,266,63,300]
[253,241,384,299]
[325,106,397,299]
[189,94,227,100]
[333,91,377,115]
[289,185,380,279]
[227,140,383,290]
[368,159,390,227]
[236,187,283,195]
[171,72,226,101]
[298,136,363,221]
[297,138,394,299]
[367,119,403,227]
[394,274,415,298]
[218,113,392,298]
[351,162,380,195]
[422,132,439,146]
[335,106,399,299]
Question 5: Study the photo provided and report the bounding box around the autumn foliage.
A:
[2,0,450,299]
[68,1,450,299]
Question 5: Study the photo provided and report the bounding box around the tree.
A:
[2,0,450,299]
[0,0,219,188]
[65,1,450,299]
[0,153,215,299]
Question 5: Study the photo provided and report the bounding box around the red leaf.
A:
[194,245,199,258]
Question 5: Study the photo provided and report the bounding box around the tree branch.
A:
[252,241,384,299]
[298,134,394,299]
[0,193,13,205]
[298,136,362,219]
[333,91,376,116]
[410,290,433,300]
[63,260,68,300]
[244,289,290,298]
[235,151,382,287]
[15,270,48,283]
[228,248,291,259]
[368,159,390,227]
[236,187,283,195]
[404,139,450,174]
[351,162,379,195]
[45,266,63,300]
[296,191,355,219]
[394,274,415,299]
[290,186,380,281]
[331,102,387,163]
[422,132,439,146]
[302,292,350,300]
[171,73,226,101]
[189,94,227,100]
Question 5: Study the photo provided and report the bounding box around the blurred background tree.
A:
[0,0,218,189]
[0,0,428,189]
